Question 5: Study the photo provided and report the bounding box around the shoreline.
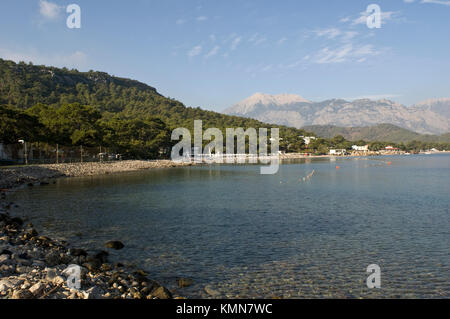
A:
[0,161,195,299]
[0,204,180,299]
[0,160,196,190]
[1,153,447,190]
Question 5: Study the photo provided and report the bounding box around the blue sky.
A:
[0,0,449,111]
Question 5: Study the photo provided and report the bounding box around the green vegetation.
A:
[1,59,449,161]
[0,59,311,159]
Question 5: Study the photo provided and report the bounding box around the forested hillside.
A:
[0,59,309,157]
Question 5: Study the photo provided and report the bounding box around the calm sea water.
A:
[9,155,450,298]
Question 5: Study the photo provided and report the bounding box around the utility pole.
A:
[56,144,59,164]
[80,145,83,163]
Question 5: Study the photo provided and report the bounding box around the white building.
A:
[330,149,347,156]
[352,145,369,151]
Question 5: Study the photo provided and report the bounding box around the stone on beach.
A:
[150,286,173,299]
[0,208,175,300]
[29,282,45,295]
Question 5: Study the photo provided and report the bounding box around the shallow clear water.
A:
[9,155,450,298]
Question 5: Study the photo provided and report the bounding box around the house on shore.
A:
[329,149,347,156]
[352,145,369,152]
[380,145,404,155]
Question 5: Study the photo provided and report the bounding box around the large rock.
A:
[177,278,194,288]
[29,282,45,296]
[105,241,124,250]
[82,286,104,299]
[150,286,173,299]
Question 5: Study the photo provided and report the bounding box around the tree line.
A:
[0,103,171,159]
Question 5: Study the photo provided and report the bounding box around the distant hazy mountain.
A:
[414,98,450,119]
[224,93,450,135]
[303,123,450,143]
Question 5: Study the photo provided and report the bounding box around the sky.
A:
[0,0,449,111]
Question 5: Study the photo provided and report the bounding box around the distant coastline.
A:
[0,160,196,190]
[2,152,448,190]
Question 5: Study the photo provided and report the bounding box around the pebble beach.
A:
[0,160,196,299]
[0,160,195,190]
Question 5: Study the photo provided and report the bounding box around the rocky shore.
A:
[0,202,179,299]
[0,160,195,190]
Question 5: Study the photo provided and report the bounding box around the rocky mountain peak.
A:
[224,93,450,135]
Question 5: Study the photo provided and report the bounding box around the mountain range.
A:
[224,93,450,135]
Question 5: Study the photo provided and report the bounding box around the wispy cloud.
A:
[421,0,450,5]
[352,10,398,25]
[341,31,359,41]
[230,37,242,50]
[248,33,267,46]
[314,45,353,64]
[261,64,273,72]
[314,28,342,39]
[277,37,287,45]
[205,46,220,58]
[313,28,359,43]
[188,45,202,57]
[39,0,63,20]
[313,44,381,64]
[176,19,186,25]
[196,16,208,22]
[285,56,310,69]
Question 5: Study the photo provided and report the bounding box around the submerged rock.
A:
[45,252,62,266]
[105,241,124,250]
[204,285,221,297]
[69,248,87,257]
[177,278,194,288]
[94,250,109,263]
